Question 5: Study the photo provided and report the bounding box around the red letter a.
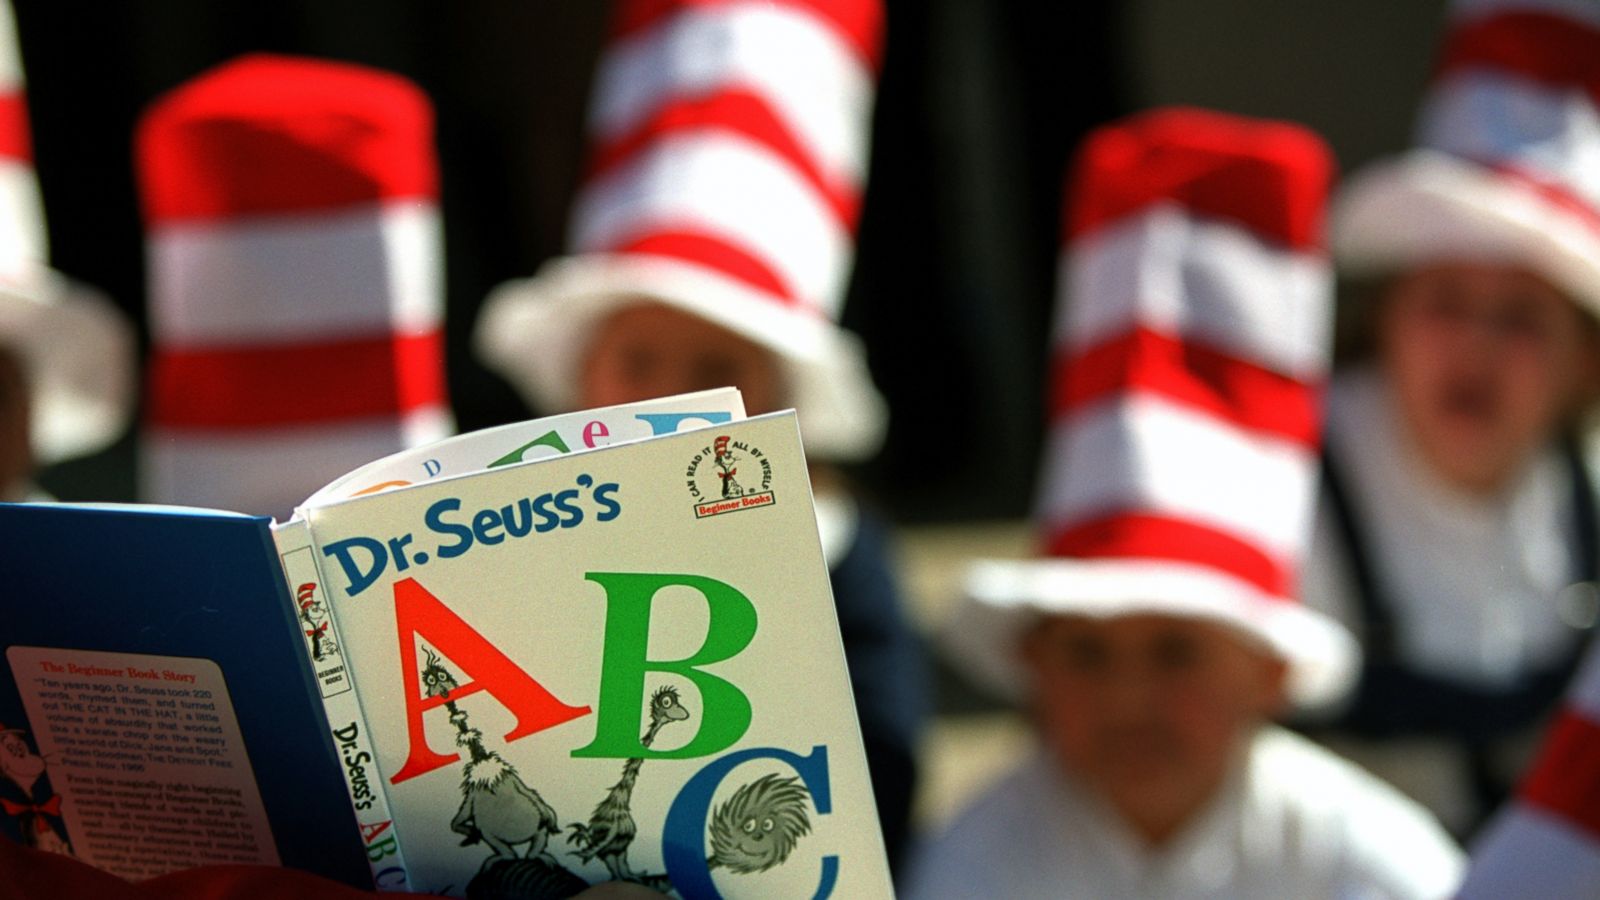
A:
[388,578,591,785]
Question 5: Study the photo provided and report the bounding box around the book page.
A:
[300,388,746,510]
[5,646,279,878]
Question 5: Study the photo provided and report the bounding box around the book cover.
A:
[304,411,893,898]
[0,505,370,887]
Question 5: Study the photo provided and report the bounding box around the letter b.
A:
[572,572,757,760]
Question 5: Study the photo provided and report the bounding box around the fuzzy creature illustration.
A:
[420,649,561,868]
[706,774,812,874]
[566,685,691,879]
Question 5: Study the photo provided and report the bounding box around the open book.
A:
[0,390,893,898]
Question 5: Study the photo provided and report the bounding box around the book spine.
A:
[273,518,413,891]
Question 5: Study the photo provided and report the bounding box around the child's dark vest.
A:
[1319,439,1599,822]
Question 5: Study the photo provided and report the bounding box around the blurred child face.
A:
[578,301,787,415]
[1020,614,1288,845]
[1377,263,1597,494]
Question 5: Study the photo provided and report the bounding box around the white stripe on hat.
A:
[572,132,850,314]
[137,56,449,515]
[1060,207,1332,380]
[0,0,21,92]
[149,202,442,344]
[0,157,44,276]
[1038,394,1316,564]
[1419,70,1600,204]
[592,3,872,187]
[143,408,451,519]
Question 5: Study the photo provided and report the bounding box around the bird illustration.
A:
[566,685,691,880]
[419,649,562,868]
[706,774,813,874]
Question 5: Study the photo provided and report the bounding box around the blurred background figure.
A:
[1303,0,1600,836]
[135,54,450,518]
[1458,637,1600,898]
[908,108,1462,900]
[0,0,131,502]
[473,0,928,875]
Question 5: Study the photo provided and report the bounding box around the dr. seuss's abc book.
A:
[0,390,895,898]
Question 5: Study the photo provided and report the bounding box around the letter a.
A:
[389,578,591,784]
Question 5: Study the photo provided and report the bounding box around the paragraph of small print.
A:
[6,646,280,878]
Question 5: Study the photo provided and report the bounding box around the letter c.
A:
[660,745,836,900]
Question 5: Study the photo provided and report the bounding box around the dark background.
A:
[19,0,1447,523]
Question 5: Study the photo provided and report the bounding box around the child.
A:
[1304,0,1600,833]
[908,108,1464,899]
[473,0,927,871]
[0,0,130,499]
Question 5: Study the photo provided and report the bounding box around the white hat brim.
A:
[0,268,135,464]
[474,253,887,461]
[946,557,1359,711]
[1334,150,1600,318]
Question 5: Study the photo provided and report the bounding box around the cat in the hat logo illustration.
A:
[712,436,743,499]
[0,721,72,854]
[685,435,777,519]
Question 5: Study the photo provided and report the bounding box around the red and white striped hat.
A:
[1337,0,1600,315]
[947,108,1358,709]
[1459,641,1600,896]
[0,0,132,465]
[474,0,887,461]
[137,55,450,516]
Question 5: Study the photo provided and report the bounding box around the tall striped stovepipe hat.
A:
[474,0,887,461]
[0,0,132,468]
[137,54,449,516]
[946,108,1358,709]
[1459,640,1600,895]
[1337,0,1600,317]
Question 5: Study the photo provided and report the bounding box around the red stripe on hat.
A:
[1054,328,1321,447]
[1491,162,1600,239]
[1065,108,1333,251]
[611,0,884,71]
[137,55,437,224]
[147,330,446,429]
[0,92,32,162]
[1046,512,1293,598]
[609,228,805,307]
[1521,708,1600,840]
[589,88,860,229]
[1436,12,1600,102]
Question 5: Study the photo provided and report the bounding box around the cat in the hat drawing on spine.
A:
[296,583,337,663]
